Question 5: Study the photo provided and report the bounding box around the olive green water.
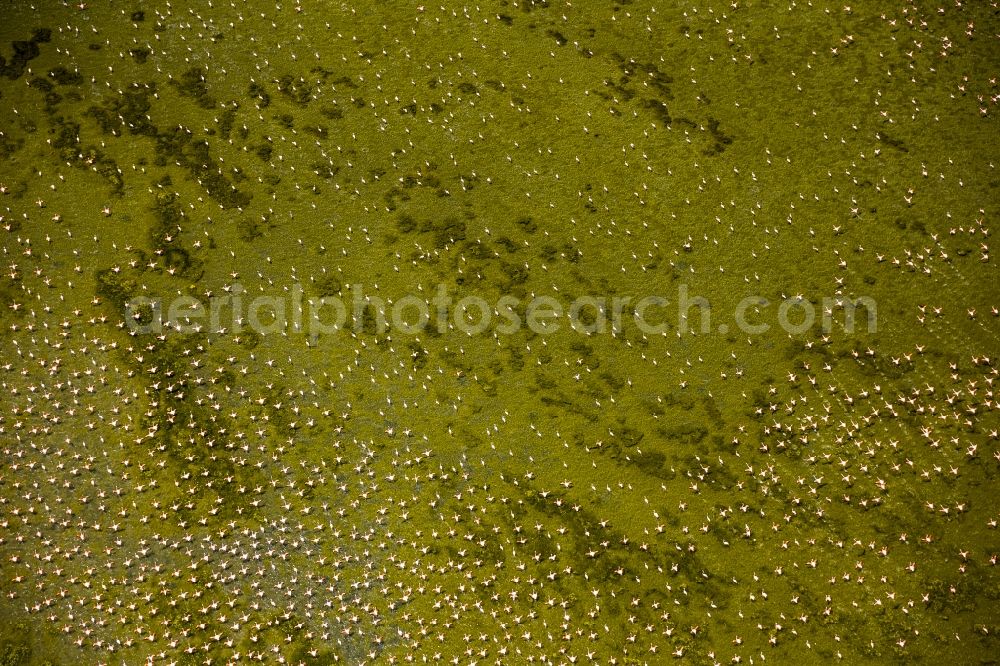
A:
[1,1,998,664]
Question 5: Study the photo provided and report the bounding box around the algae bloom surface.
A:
[0,1,998,664]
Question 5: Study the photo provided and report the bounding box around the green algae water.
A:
[1,1,998,663]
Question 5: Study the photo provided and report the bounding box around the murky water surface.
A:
[1,1,998,663]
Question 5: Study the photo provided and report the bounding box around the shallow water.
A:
[1,1,998,664]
